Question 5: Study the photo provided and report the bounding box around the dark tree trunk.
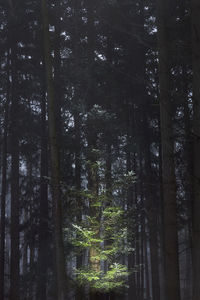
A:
[37,91,49,300]
[191,1,200,299]
[156,0,181,299]
[54,0,62,150]
[182,65,193,300]
[144,236,150,300]
[10,20,20,300]
[143,127,160,300]
[41,0,67,298]
[10,76,20,300]
[0,93,9,300]
[126,105,137,300]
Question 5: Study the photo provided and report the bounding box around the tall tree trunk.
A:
[126,103,137,300]
[143,125,160,300]
[156,0,180,299]
[74,111,83,300]
[144,235,150,300]
[182,65,193,300]
[191,1,200,299]
[10,78,20,300]
[71,3,84,300]
[41,0,67,298]
[85,1,101,296]
[10,23,20,300]
[157,115,166,300]
[0,96,9,300]
[54,0,62,151]
[37,91,49,300]
[88,148,100,299]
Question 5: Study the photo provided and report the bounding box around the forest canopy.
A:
[0,0,198,300]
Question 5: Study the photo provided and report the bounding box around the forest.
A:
[0,0,199,299]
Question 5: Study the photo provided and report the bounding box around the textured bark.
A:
[156,0,180,299]
[191,1,200,299]
[41,0,67,298]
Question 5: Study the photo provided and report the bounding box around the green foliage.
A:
[65,156,135,293]
[69,187,133,292]
[76,263,129,292]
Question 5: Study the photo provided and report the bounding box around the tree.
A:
[156,0,181,299]
[191,0,200,299]
[37,87,49,300]
[69,161,134,300]
[0,0,197,298]
[9,9,20,300]
[0,98,9,300]
[41,0,67,298]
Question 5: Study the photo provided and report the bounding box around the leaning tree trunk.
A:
[41,0,67,299]
[191,1,200,299]
[156,0,181,300]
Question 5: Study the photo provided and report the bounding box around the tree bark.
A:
[10,20,20,300]
[191,1,200,299]
[0,95,9,300]
[41,0,67,298]
[156,0,181,299]
[37,90,49,300]
[143,126,160,300]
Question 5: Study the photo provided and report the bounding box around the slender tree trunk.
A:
[74,111,83,300]
[143,128,160,300]
[86,0,95,109]
[144,235,150,300]
[125,103,138,300]
[10,25,20,300]
[41,0,67,298]
[29,201,35,299]
[88,150,100,299]
[71,4,85,300]
[157,115,166,300]
[191,1,200,299]
[0,96,9,300]
[182,65,193,300]
[140,212,144,300]
[22,228,28,298]
[85,1,101,296]
[136,221,141,299]
[37,91,49,300]
[156,0,180,299]
[54,0,62,151]
[10,82,20,300]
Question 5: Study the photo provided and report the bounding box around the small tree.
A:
[69,162,135,297]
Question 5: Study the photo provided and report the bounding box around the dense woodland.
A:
[0,0,199,299]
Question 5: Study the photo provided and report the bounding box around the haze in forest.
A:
[0,0,199,300]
